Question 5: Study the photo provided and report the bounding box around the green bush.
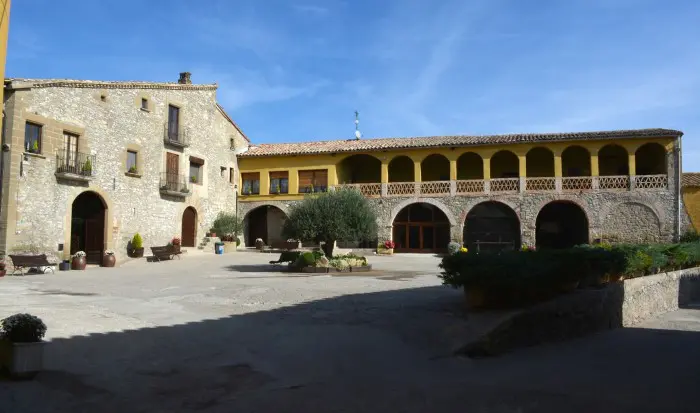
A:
[211,212,243,237]
[447,242,461,255]
[131,233,143,249]
[680,230,700,243]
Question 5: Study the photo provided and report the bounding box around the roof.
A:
[216,103,250,143]
[4,78,218,91]
[239,128,683,158]
[683,173,700,188]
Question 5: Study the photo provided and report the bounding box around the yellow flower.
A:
[459,247,468,253]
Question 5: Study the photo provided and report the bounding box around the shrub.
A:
[283,188,378,257]
[447,242,461,255]
[131,233,143,249]
[1,313,47,343]
[211,212,243,238]
[680,230,700,243]
[383,240,395,249]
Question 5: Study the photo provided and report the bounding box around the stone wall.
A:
[0,80,248,262]
[237,187,678,247]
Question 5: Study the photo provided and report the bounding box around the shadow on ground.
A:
[1,282,699,413]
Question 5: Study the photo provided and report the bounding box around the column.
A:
[518,155,526,193]
[449,159,457,180]
[289,168,299,194]
[591,153,599,190]
[260,171,270,196]
[628,152,636,190]
[483,157,491,193]
[413,159,422,196]
[554,152,563,192]
[381,160,389,197]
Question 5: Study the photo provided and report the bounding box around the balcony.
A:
[163,123,190,148]
[55,151,96,183]
[159,173,191,198]
[331,174,668,198]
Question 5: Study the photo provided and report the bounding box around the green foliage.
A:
[31,140,39,152]
[447,242,461,255]
[270,251,302,264]
[131,233,143,249]
[680,230,700,243]
[1,313,47,343]
[282,188,378,257]
[211,212,243,236]
[328,253,368,269]
[82,158,92,173]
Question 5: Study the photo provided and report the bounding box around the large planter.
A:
[223,242,237,253]
[0,340,45,379]
[0,268,5,277]
[377,248,394,256]
[101,254,116,268]
[71,256,87,270]
[129,248,144,258]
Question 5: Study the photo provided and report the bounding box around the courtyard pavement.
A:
[0,251,699,412]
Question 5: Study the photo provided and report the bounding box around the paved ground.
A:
[0,251,699,412]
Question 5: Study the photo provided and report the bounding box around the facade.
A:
[0,73,249,263]
[237,128,685,252]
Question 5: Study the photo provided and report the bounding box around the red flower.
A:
[384,240,396,249]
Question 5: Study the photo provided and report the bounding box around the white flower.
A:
[72,251,86,258]
[104,250,115,255]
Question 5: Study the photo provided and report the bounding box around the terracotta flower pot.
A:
[71,256,87,270]
[102,254,116,268]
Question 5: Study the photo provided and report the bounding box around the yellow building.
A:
[237,128,684,253]
[682,173,700,232]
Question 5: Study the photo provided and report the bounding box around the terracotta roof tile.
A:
[683,173,700,187]
[5,78,218,91]
[239,128,683,158]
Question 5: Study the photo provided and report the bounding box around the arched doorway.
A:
[245,205,287,247]
[536,201,589,249]
[181,207,197,247]
[463,202,520,253]
[71,191,106,264]
[337,154,381,184]
[392,203,450,253]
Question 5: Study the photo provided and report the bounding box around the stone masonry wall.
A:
[0,82,248,262]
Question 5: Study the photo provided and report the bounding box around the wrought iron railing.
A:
[163,123,190,147]
[159,173,190,194]
[55,151,96,177]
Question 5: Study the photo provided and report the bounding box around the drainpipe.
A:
[677,134,683,241]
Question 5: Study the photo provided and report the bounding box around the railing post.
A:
[381,183,387,197]
[450,180,456,196]
[484,180,490,194]
[414,182,421,197]
[592,176,599,190]
[519,177,526,193]
[555,177,562,193]
[629,175,636,191]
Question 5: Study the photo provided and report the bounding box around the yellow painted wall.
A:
[0,0,11,109]
[683,188,700,232]
[238,137,675,202]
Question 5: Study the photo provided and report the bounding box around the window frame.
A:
[167,104,180,140]
[126,150,138,173]
[189,162,202,185]
[298,169,328,193]
[141,98,149,111]
[241,172,260,195]
[269,171,289,194]
[24,122,43,154]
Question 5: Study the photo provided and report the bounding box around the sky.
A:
[6,0,700,170]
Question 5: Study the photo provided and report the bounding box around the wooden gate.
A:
[182,207,197,247]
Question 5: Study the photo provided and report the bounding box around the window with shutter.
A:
[298,169,328,193]
[269,171,289,194]
[242,172,260,195]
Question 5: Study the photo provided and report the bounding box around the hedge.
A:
[439,242,700,309]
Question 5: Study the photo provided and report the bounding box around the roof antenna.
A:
[354,110,362,140]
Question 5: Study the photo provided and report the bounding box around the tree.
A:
[210,212,243,237]
[283,188,378,257]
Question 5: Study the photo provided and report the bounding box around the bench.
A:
[9,254,56,275]
[150,246,182,262]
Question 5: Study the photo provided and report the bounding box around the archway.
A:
[599,144,628,176]
[562,145,591,177]
[490,150,519,178]
[526,147,554,177]
[244,205,288,247]
[337,154,381,184]
[535,201,589,249]
[181,207,197,247]
[71,191,106,264]
[463,201,520,252]
[388,155,414,182]
[392,203,450,253]
[635,142,667,175]
[456,152,483,180]
[421,154,450,181]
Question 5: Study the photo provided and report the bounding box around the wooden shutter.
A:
[313,170,328,187]
[166,153,179,175]
[242,172,259,182]
[189,156,205,165]
[298,170,313,188]
[269,171,288,179]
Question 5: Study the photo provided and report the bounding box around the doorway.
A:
[71,191,106,264]
[181,207,197,247]
[535,201,589,249]
[463,201,520,253]
[392,203,450,253]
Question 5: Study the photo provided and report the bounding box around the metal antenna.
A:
[354,111,361,140]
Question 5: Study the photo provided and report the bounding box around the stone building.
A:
[236,128,687,252]
[0,73,249,263]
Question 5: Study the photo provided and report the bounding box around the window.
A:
[229,167,235,184]
[24,122,42,153]
[269,171,289,194]
[241,172,260,195]
[298,169,328,193]
[141,98,148,110]
[127,150,138,173]
[62,132,79,163]
[220,167,226,178]
[167,105,180,141]
[189,156,204,184]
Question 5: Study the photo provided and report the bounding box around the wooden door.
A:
[182,207,197,247]
[166,152,179,189]
[84,209,105,265]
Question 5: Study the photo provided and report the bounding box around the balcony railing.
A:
[159,173,190,197]
[163,123,190,148]
[55,151,96,181]
[330,174,669,198]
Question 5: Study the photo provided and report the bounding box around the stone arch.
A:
[243,204,289,247]
[602,201,662,243]
[527,196,595,229]
[389,198,457,227]
[463,201,521,252]
[535,201,589,249]
[391,202,451,252]
[63,186,115,261]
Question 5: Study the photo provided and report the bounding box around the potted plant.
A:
[0,313,47,379]
[29,140,39,153]
[102,250,116,267]
[0,261,5,277]
[71,251,87,270]
[58,260,70,271]
[82,158,92,175]
[190,175,197,183]
[381,240,395,255]
[129,233,144,258]
[221,235,237,253]
[255,238,265,250]
[128,165,138,174]
[170,237,181,253]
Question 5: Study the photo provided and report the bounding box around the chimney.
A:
[178,72,192,84]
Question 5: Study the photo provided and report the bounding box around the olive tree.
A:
[210,212,244,238]
[282,188,378,257]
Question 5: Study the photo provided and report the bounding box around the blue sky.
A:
[7,0,700,170]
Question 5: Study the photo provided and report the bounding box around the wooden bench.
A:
[9,254,56,275]
[150,246,182,262]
